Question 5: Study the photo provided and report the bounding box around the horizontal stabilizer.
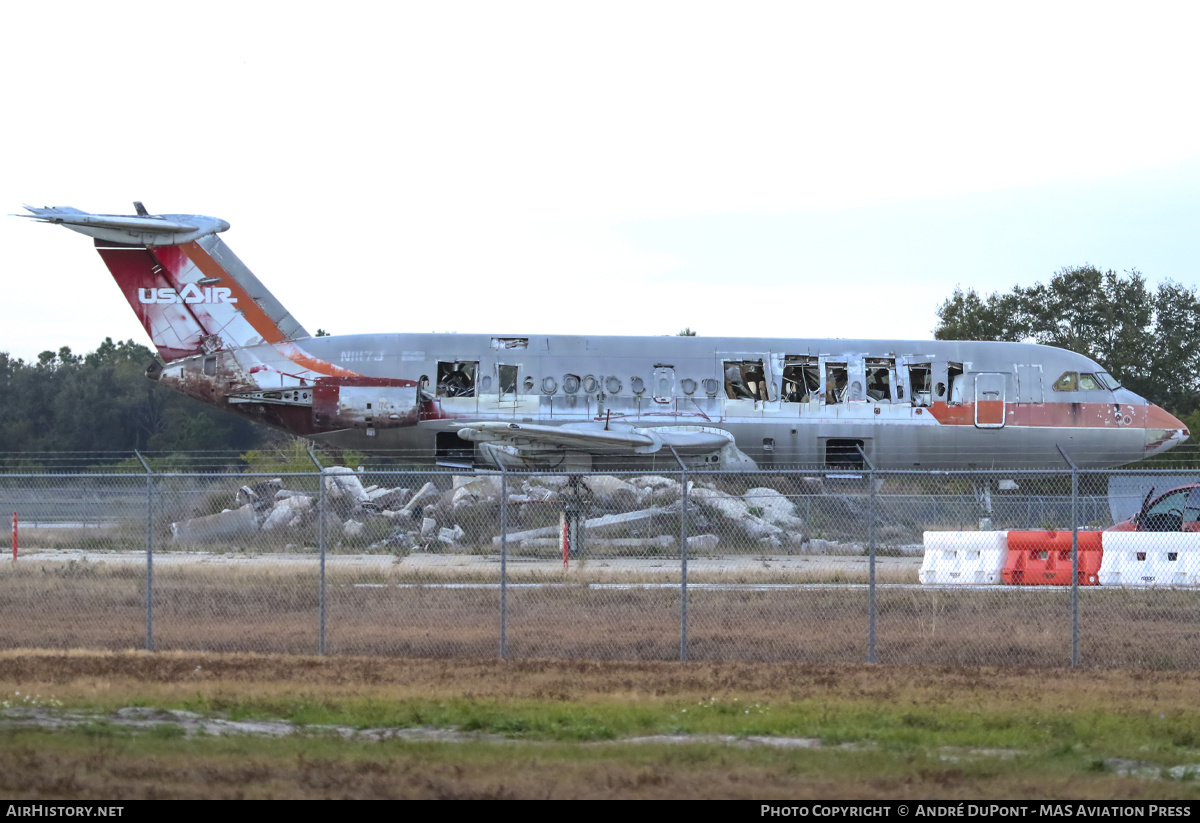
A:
[22,205,229,246]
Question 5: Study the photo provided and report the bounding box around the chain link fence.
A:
[2,460,1200,668]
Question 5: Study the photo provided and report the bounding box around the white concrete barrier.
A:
[919,531,1008,584]
[1099,532,1200,586]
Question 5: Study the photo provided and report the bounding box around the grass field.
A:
[3,652,1200,799]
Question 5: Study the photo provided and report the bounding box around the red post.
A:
[11,512,16,561]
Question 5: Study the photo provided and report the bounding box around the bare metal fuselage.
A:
[159,331,1178,470]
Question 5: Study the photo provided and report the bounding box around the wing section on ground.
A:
[457,421,737,459]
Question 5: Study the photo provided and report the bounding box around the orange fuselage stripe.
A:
[179,241,361,378]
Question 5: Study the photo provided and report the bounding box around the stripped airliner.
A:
[24,204,1189,471]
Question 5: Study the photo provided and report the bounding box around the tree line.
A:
[0,338,272,457]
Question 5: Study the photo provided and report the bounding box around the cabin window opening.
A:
[498,365,518,396]
[491,337,528,350]
[865,358,895,403]
[522,376,535,392]
[1053,371,1079,392]
[436,361,477,398]
[204,356,216,377]
[1078,373,1101,390]
[782,357,820,403]
[825,438,864,469]
[723,359,770,401]
[1096,371,1122,390]
[825,363,848,404]
[909,364,932,406]
[435,430,473,462]
[947,362,964,405]
[563,374,581,394]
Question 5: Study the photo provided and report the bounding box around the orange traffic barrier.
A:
[1003,530,1102,586]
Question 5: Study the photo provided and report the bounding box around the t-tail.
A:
[23,203,310,362]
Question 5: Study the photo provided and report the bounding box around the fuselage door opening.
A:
[435,430,474,467]
[824,437,867,470]
[653,365,676,405]
[1015,363,1044,405]
[975,372,1008,428]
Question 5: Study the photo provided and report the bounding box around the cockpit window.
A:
[1078,373,1101,391]
[1095,371,1121,390]
[1052,372,1078,392]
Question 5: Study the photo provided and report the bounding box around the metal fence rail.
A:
[2,462,1199,668]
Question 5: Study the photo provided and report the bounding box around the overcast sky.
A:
[4,1,1200,361]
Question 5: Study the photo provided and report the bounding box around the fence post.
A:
[670,447,689,662]
[857,446,877,664]
[1058,445,1080,667]
[134,451,154,652]
[309,450,326,656]
[498,463,508,659]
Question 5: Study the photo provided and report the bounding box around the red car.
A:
[1108,483,1200,532]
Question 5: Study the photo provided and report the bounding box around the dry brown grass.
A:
[2,561,1199,668]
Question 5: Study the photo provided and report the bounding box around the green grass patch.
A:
[42,690,1200,765]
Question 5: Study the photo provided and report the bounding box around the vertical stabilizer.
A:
[24,205,309,363]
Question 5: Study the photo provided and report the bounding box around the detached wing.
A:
[456,421,735,456]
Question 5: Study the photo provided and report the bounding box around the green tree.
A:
[0,339,274,458]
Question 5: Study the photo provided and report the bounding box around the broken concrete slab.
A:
[171,504,260,543]
[260,494,313,531]
[582,475,643,509]
[493,507,670,544]
[323,467,368,502]
[398,482,440,517]
[366,487,410,509]
[437,525,465,545]
[690,487,783,542]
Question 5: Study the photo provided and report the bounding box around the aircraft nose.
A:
[1145,404,1190,457]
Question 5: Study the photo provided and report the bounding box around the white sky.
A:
[4,1,1200,361]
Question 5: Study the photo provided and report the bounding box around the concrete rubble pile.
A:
[169,468,832,554]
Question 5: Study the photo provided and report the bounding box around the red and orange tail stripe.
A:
[177,241,362,379]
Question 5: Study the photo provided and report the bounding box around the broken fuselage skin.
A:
[25,204,1189,471]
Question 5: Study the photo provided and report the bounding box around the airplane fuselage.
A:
[158,330,1181,470]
